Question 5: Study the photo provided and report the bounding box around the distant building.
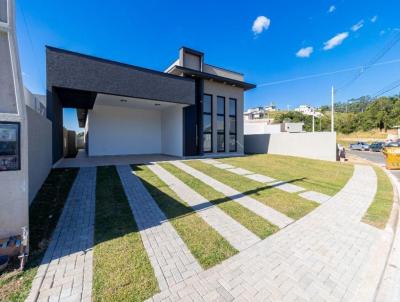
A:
[294,105,323,117]
[244,104,278,120]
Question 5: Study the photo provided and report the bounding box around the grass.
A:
[160,163,279,239]
[219,154,354,196]
[0,168,78,302]
[133,165,237,269]
[93,166,158,302]
[362,167,394,229]
[187,161,319,220]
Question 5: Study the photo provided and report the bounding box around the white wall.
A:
[161,105,183,156]
[244,122,281,134]
[245,132,337,161]
[26,106,52,203]
[88,104,162,156]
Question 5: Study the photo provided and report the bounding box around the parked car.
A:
[349,142,370,151]
[369,142,384,152]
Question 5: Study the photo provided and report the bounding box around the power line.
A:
[257,58,400,87]
[337,30,400,92]
[372,79,400,98]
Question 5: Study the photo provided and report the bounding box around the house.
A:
[294,104,323,117]
[244,107,265,120]
[46,47,255,163]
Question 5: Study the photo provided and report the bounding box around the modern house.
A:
[47,47,255,163]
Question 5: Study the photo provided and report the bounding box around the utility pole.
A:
[312,110,315,132]
[331,85,335,132]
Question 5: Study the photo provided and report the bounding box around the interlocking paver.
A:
[269,181,305,193]
[245,173,276,183]
[147,164,260,251]
[225,167,253,176]
[117,165,202,291]
[299,191,331,204]
[150,165,385,301]
[26,167,96,302]
[170,161,293,229]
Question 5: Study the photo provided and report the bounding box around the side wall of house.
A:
[161,105,183,157]
[203,80,244,154]
[88,105,162,156]
[26,106,52,203]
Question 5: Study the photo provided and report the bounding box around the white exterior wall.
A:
[245,132,337,161]
[244,122,281,135]
[26,106,52,203]
[161,105,183,156]
[88,104,162,156]
[87,104,184,157]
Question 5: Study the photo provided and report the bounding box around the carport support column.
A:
[46,87,64,164]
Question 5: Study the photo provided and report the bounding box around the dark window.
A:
[0,122,20,171]
[203,94,213,152]
[217,96,225,152]
[229,98,237,152]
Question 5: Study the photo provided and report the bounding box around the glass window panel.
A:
[217,116,225,132]
[203,114,212,133]
[229,135,236,152]
[229,99,237,116]
[203,94,212,113]
[203,133,212,152]
[229,117,236,134]
[217,97,225,115]
[217,134,225,152]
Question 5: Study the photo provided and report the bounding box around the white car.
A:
[349,142,370,151]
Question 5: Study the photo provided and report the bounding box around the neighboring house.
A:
[294,104,323,117]
[24,88,46,116]
[46,46,255,163]
[244,104,277,120]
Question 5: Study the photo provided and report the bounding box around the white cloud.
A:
[371,15,378,23]
[296,46,314,58]
[252,16,271,35]
[328,5,336,13]
[351,20,364,32]
[323,32,349,50]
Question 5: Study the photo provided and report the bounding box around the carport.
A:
[46,46,198,164]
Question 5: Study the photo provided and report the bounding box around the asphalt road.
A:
[347,149,400,182]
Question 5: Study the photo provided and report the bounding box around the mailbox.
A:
[0,122,20,171]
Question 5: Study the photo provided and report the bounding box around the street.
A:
[347,149,400,182]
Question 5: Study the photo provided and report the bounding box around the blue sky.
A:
[16,0,400,131]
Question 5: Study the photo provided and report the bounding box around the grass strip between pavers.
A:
[133,165,237,269]
[160,163,279,239]
[94,166,158,302]
[0,168,78,302]
[219,154,354,196]
[187,161,319,220]
[362,167,394,229]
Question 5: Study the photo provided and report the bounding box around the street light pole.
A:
[331,85,335,132]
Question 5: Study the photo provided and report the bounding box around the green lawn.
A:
[219,154,354,196]
[362,167,394,229]
[160,163,278,239]
[93,166,158,302]
[133,165,237,269]
[187,161,319,220]
[0,168,78,302]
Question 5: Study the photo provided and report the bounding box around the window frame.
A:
[202,94,213,153]
[217,96,225,152]
[229,98,237,152]
[0,121,21,171]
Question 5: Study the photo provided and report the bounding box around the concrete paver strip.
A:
[299,191,331,204]
[269,180,305,193]
[170,161,294,229]
[116,165,202,290]
[225,167,253,175]
[245,173,276,183]
[150,165,384,301]
[26,167,96,302]
[200,159,220,165]
[147,163,260,251]
[213,163,235,169]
